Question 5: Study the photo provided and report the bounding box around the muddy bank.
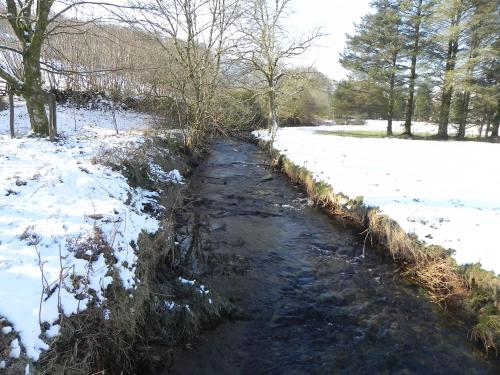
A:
[166,139,498,375]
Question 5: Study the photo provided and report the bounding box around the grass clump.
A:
[471,315,500,355]
[143,277,233,345]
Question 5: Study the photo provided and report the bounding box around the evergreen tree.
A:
[341,0,404,135]
[332,79,388,123]
[431,0,472,138]
[453,0,499,138]
[414,82,433,121]
[400,0,434,134]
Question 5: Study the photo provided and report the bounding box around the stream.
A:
[168,139,499,375]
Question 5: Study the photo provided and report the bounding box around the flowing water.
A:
[168,139,498,375]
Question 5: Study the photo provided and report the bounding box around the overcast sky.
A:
[287,0,371,81]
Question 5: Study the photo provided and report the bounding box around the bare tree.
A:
[234,0,322,146]
[0,0,60,134]
[121,0,241,150]
[0,0,127,135]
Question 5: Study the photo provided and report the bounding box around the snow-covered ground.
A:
[321,119,483,137]
[0,100,179,362]
[255,126,500,275]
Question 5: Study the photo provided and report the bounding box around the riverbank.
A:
[253,128,499,354]
[166,139,499,374]
[0,100,207,373]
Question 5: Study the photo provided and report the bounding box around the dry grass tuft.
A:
[0,321,10,360]
[471,315,500,355]
[407,258,468,305]
[368,212,420,264]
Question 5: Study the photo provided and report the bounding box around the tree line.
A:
[0,0,330,149]
[334,0,499,139]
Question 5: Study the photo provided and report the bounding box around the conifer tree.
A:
[341,0,404,135]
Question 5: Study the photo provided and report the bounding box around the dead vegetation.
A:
[266,140,499,355]
[38,216,176,375]
[95,135,188,192]
[0,135,193,374]
[27,135,230,374]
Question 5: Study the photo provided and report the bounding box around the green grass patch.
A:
[314,130,436,139]
[314,129,487,142]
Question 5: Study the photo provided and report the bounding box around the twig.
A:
[362,229,372,258]
[35,244,47,326]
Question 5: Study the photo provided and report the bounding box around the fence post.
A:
[48,93,54,141]
[8,88,14,138]
[46,92,57,141]
[50,93,57,137]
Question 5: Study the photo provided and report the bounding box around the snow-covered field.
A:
[322,119,483,137]
[0,100,178,362]
[255,126,500,275]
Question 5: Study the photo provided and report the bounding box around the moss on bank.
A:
[262,140,499,355]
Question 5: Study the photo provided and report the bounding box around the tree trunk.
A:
[438,15,460,139]
[3,0,53,135]
[387,71,396,136]
[24,91,49,135]
[457,91,470,139]
[437,42,456,138]
[485,122,491,138]
[491,100,499,138]
[8,91,14,138]
[268,89,279,145]
[23,37,50,135]
[403,0,423,136]
[457,29,479,140]
[491,123,499,138]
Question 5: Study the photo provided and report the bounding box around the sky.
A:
[52,0,371,82]
[287,0,371,81]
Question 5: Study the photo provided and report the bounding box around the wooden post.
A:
[50,93,57,137]
[46,92,57,141]
[48,93,54,142]
[8,89,14,139]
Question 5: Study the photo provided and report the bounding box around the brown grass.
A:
[408,258,468,305]
[38,216,177,375]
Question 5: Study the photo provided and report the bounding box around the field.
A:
[255,125,500,275]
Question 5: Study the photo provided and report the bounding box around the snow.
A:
[164,300,175,310]
[1,98,151,139]
[44,324,60,339]
[0,100,182,362]
[149,164,184,184]
[254,126,500,275]
[179,277,196,286]
[199,284,209,295]
[10,339,21,358]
